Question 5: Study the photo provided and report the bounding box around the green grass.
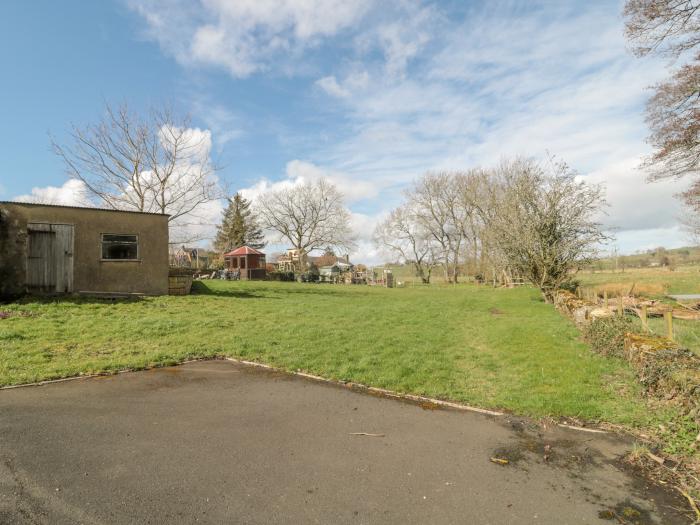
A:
[0,281,665,426]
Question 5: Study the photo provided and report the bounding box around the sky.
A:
[0,0,693,263]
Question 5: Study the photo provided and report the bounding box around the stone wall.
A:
[555,290,700,424]
[553,290,613,325]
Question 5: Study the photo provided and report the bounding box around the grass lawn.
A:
[0,280,663,426]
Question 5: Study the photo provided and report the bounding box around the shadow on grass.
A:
[2,295,145,306]
[271,285,373,297]
[198,280,374,298]
[190,281,271,299]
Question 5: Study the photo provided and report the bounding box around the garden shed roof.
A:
[223,246,265,256]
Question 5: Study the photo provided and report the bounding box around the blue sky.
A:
[0,0,691,261]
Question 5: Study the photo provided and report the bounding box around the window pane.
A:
[101,234,138,260]
[102,234,137,244]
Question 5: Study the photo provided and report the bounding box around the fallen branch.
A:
[557,423,607,434]
[646,451,665,466]
[676,486,700,524]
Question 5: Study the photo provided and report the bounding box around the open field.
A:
[577,265,700,353]
[0,280,662,427]
[577,265,700,297]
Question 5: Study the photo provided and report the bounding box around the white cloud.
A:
[13,179,92,207]
[130,0,373,77]
[613,226,690,254]
[169,197,225,247]
[238,176,300,203]
[303,3,680,254]
[130,1,437,79]
[130,0,692,254]
[374,9,433,78]
[584,158,688,232]
[316,71,370,98]
[349,210,384,242]
[285,160,379,202]
[191,99,244,148]
[240,160,380,204]
[316,76,350,98]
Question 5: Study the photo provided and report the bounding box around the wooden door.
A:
[26,224,74,293]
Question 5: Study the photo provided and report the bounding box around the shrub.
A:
[304,263,320,282]
[169,267,197,277]
[558,279,580,294]
[267,271,295,282]
[583,316,633,357]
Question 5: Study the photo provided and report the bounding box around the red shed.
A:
[223,246,267,280]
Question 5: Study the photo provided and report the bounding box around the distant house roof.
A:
[224,245,265,257]
[308,254,352,267]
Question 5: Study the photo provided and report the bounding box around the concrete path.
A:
[0,360,690,524]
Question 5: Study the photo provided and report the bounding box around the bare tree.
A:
[624,0,700,57]
[624,1,700,227]
[644,62,700,179]
[453,169,490,278]
[680,181,700,238]
[52,102,222,243]
[482,158,609,302]
[373,204,439,283]
[407,173,465,283]
[256,179,355,272]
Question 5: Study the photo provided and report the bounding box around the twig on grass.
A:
[646,451,666,466]
[675,486,700,524]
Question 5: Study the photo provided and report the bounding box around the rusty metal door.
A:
[26,223,74,293]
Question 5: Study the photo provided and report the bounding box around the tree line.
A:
[52,102,608,301]
[374,158,607,302]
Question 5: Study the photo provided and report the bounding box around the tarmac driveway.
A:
[0,360,690,524]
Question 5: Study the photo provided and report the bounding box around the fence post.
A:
[641,305,648,332]
[665,311,674,341]
[617,295,624,317]
[603,290,608,308]
[576,287,581,299]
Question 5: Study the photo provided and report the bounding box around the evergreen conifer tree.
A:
[214,193,265,252]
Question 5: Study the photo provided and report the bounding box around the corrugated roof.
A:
[0,201,169,216]
[223,245,265,256]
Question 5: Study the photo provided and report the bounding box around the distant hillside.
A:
[587,246,700,271]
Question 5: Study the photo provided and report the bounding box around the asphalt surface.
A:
[0,360,690,524]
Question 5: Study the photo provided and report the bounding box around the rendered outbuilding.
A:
[0,202,169,297]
